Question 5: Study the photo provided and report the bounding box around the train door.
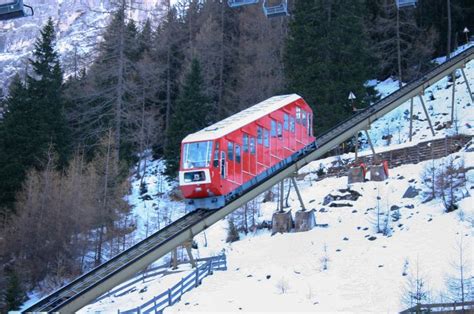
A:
[242,134,250,175]
[301,110,308,143]
[257,126,264,172]
[284,113,290,152]
[270,119,277,164]
[220,151,226,179]
[295,106,302,147]
[277,121,283,157]
[289,115,296,151]
[249,137,256,175]
[227,141,234,183]
[264,128,270,166]
[235,144,242,184]
[307,113,313,139]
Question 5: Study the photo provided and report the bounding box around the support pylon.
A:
[451,71,456,124]
[460,68,473,103]
[418,94,435,136]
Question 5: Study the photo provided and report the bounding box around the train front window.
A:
[182,141,213,169]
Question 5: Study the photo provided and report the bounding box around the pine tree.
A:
[4,269,26,311]
[0,76,31,210]
[164,59,210,177]
[27,17,71,168]
[284,0,375,135]
[0,18,70,211]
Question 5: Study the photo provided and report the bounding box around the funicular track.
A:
[26,46,474,313]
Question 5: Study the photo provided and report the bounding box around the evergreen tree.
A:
[284,0,375,135]
[0,76,31,210]
[4,269,26,311]
[164,59,210,177]
[0,18,70,211]
[153,5,186,157]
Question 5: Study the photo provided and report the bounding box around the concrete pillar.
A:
[370,163,388,181]
[271,210,293,235]
[348,166,365,184]
[294,209,316,232]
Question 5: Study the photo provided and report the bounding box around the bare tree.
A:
[401,258,431,308]
[444,235,472,307]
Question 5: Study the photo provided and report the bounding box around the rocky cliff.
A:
[0,0,161,93]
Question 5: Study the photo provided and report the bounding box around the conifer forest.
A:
[0,0,473,311]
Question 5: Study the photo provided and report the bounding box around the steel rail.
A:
[26,46,473,313]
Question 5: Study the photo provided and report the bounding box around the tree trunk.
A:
[217,2,225,119]
[447,0,452,59]
[115,3,126,163]
[396,5,402,88]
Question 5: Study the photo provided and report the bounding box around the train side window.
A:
[290,116,295,133]
[235,145,241,163]
[243,134,249,152]
[277,122,282,139]
[301,110,307,128]
[250,137,256,155]
[228,142,234,161]
[284,113,289,130]
[263,129,269,147]
[213,141,220,167]
[271,119,277,138]
[257,127,263,144]
[296,107,301,124]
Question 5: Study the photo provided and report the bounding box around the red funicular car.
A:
[179,94,315,210]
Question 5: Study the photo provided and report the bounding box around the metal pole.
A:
[460,68,474,102]
[172,248,178,270]
[409,98,414,142]
[354,133,359,162]
[290,177,306,211]
[418,95,435,136]
[279,181,284,212]
[396,4,403,88]
[364,130,377,161]
[184,241,196,268]
[451,72,456,124]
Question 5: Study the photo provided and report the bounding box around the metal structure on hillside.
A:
[0,0,33,20]
[26,46,474,313]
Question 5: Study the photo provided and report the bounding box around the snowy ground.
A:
[83,146,474,313]
[81,45,474,313]
[164,149,473,312]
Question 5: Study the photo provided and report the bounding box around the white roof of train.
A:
[183,94,302,143]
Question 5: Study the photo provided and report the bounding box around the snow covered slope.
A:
[81,47,474,313]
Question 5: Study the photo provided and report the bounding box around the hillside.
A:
[0,0,160,92]
[78,46,474,313]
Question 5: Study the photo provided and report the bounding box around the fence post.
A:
[208,259,212,275]
[153,295,157,313]
[195,266,199,287]
[168,288,172,306]
[137,306,141,314]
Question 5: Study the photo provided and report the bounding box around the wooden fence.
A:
[117,254,227,314]
[94,255,222,303]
